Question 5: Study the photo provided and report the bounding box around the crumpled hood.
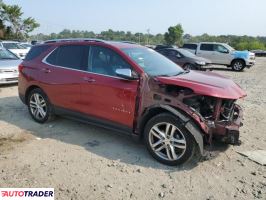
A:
[0,59,22,69]
[156,70,247,99]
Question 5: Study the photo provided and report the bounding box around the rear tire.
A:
[144,113,196,166]
[27,88,54,123]
[231,60,245,71]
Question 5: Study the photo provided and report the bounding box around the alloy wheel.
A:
[148,122,187,161]
[233,61,243,71]
[29,93,47,120]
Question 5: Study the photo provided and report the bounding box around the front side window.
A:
[89,46,131,77]
[200,44,214,51]
[214,44,229,53]
[167,50,177,57]
[122,47,184,76]
[46,45,86,70]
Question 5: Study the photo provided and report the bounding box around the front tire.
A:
[183,63,200,70]
[144,113,196,166]
[231,60,245,71]
[27,88,54,123]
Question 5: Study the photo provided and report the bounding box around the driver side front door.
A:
[80,45,139,129]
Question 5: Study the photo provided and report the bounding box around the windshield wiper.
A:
[172,70,190,76]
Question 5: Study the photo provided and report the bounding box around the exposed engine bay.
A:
[160,84,237,122]
[183,96,236,121]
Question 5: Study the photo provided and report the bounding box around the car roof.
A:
[43,38,143,49]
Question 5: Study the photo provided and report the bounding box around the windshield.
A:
[122,47,184,76]
[177,48,196,57]
[3,43,25,49]
[0,48,19,60]
[223,44,235,51]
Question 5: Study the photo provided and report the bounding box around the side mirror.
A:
[115,69,138,80]
[218,49,229,54]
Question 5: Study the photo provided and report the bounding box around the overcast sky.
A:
[4,0,266,36]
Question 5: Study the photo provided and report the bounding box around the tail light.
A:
[18,64,24,73]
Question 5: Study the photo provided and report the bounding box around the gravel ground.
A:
[0,58,265,200]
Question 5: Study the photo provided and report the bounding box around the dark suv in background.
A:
[156,48,211,70]
[18,39,246,166]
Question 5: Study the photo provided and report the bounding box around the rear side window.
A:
[200,44,214,51]
[46,45,86,70]
[183,44,197,50]
[24,45,50,61]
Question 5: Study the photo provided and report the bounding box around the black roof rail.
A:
[44,38,105,44]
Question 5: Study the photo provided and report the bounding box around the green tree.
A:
[164,24,184,46]
[0,2,39,40]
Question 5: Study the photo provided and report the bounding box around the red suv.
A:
[18,39,246,166]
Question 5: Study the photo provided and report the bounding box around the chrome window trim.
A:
[42,46,137,81]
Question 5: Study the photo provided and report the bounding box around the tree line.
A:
[31,28,266,51]
[1,0,266,51]
[0,0,39,40]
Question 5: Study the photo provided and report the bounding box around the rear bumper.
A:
[211,104,243,145]
[19,93,26,104]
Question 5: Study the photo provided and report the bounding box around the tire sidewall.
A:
[144,113,196,166]
[27,88,52,123]
[232,60,245,71]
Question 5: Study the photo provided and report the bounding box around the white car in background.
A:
[0,47,22,84]
[20,42,33,50]
[0,41,29,59]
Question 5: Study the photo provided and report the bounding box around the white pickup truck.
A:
[182,42,255,71]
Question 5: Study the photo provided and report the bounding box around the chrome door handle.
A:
[83,77,96,82]
[41,68,51,73]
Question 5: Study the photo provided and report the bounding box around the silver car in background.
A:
[0,41,29,59]
[0,48,22,84]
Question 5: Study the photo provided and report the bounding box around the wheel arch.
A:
[25,85,43,104]
[137,104,204,155]
[231,58,246,66]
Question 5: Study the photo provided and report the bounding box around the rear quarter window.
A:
[24,45,50,61]
[183,44,197,50]
[45,45,86,70]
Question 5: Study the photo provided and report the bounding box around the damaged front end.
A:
[182,95,243,145]
[137,70,246,147]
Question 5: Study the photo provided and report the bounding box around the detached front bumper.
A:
[211,104,243,145]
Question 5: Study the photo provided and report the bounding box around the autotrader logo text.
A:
[0,188,54,199]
